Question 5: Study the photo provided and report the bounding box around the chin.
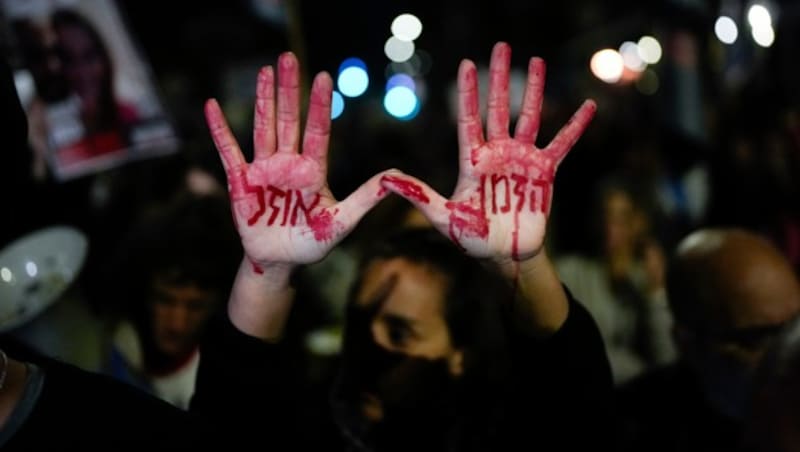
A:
[360,393,384,422]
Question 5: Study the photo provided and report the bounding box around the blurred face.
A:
[602,189,642,255]
[700,263,800,371]
[16,19,69,102]
[149,279,218,359]
[349,258,463,422]
[56,24,108,113]
[679,257,800,419]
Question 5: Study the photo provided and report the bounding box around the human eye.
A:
[387,324,412,346]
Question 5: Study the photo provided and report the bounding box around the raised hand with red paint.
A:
[206,52,394,340]
[382,42,595,264]
[205,52,389,269]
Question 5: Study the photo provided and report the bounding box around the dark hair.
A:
[108,194,241,322]
[51,9,119,131]
[351,227,513,392]
[347,228,515,446]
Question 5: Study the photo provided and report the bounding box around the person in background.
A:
[103,193,240,409]
[617,228,800,452]
[744,315,800,452]
[557,177,676,384]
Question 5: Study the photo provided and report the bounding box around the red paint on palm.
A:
[290,191,320,226]
[308,209,336,242]
[381,175,430,204]
[445,200,489,250]
[228,167,267,226]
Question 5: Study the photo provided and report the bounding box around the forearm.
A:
[227,257,296,342]
[495,250,569,336]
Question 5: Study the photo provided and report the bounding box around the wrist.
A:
[244,257,295,287]
[228,257,298,341]
[492,250,548,283]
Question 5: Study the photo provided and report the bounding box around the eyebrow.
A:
[357,273,399,311]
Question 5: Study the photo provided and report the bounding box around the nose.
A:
[164,304,191,334]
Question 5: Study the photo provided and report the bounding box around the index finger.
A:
[205,98,246,172]
[544,100,596,163]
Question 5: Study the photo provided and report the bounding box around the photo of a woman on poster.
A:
[4,0,177,180]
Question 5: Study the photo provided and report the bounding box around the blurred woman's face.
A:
[603,189,641,255]
[356,258,457,359]
[349,258,464,421]
[57,24,107,113]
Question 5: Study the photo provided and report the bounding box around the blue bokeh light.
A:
[331,91,344,120]
[337,58,369,97]
[386,73,415,92]
[383,86,419,120]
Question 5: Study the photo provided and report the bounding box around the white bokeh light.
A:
[752,24,775,47]
[1,267,12,283]
[715,16,738,44]
[590,49,624,84]
[384,36,415,63]
[747,4,772,30]
[637,36,662,64]
[619,41,646,72]
[391,14,423,41]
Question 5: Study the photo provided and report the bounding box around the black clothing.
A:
[617,362,742,452]
[329,294,614,451]
[1,315,289,451]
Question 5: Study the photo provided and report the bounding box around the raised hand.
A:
[382,42,595,262]
[206,52,388,270]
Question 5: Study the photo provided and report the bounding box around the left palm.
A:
[382,42,596,261]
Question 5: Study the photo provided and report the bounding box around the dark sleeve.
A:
[1,314,297,451]
[2,358,203,451]
[190,314,297,449]
[506,290,615,450]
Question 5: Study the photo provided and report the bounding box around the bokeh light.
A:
[715,16,738,44]
[636,69,659,95]
[386,73,415,91]
[751,24,775,47]
[747,4,772,30]
[384,36,415,63]
[391,14,422,41]
[337,58,369,97]
[384,86,418,120]
[590,49,624,84]
[619,41,646,72]
[637,36,662,64]
[331,91,344,119]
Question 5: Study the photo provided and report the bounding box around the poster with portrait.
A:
[2,0,178,181]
